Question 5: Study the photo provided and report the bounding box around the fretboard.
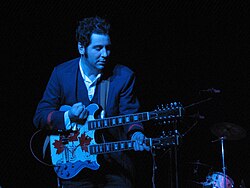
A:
[89,139,151,155]
[87,112,150,130]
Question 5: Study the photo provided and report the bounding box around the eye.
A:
[95,46,102,51]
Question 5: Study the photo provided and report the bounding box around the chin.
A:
[97,65,105,70]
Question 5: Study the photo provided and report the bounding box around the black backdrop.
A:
[1,1,249,187]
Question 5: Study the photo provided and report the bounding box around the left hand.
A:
[131,132,151,151]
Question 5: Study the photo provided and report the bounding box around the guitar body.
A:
[50,104,100,179]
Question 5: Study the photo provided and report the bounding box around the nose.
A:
[101,47,109,57]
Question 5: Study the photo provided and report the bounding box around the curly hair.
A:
[76,16,111,48]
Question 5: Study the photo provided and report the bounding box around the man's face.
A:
[83,33,111,72]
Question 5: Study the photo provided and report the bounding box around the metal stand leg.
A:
[220,137,227,188]
[57,177,62,188]
[169,130,180,188]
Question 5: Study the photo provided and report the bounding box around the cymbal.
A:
[210,122,246,140]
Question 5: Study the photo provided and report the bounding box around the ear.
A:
[78,42,85,55]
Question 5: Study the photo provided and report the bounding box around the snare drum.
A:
[203,172,234,188]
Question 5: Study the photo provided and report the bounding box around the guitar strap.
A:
[99,78,110,144]
[99,78,110,117]
[42,78,110,159]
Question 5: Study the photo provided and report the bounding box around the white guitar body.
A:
[50,104,100,179]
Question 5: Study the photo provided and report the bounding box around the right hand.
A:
[68,102,89,124]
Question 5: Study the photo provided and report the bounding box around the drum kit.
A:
[188,122,246,188]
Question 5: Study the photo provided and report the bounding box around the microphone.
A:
[199,88,221,94]
[199,88,221,97]
[184,88,221,109]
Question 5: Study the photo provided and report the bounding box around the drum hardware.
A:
[210,122,246,188]
[203,172,234,188]
[187,160,213,186]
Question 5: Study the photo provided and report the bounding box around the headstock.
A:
[150,102,184,124]
[151,132,178,149]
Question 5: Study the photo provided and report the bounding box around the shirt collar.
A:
[79,59,102,85]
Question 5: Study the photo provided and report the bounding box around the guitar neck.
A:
[89,139,149,155]
[89,136,176,155]
[88,111,155,130]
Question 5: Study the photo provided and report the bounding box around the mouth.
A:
[98,60,106,65]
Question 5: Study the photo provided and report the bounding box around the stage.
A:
[1,1,249,187]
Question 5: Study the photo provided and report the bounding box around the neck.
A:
[80,58,100,81]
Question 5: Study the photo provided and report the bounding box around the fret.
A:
[127,141,133,149]
[140,113,144,121]
[106,143,111,152]
[120,142,125,149]
[133,115,138,121]
[99,145,103,153]
[104,119,108,127]
[112,118,116,125]
[88,122,93,129]
[125,116,130,123]
[143,112,149,121]
[118,117,123,124]
[97,121,101,128]
[95,145,99,153]
[91,146,95,154]
[113,143,118,150]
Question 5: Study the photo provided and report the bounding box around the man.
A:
[33,16,150,187]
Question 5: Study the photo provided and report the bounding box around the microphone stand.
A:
[169,121,180,188]
[174,129,180,188]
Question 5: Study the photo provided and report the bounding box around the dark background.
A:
[1,1,249,187]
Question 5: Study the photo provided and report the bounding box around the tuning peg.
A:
[162,131,166,136]
[161,104,166,110]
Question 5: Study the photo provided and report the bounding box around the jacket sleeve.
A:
[118,71,144,138]
[33,67,65,130]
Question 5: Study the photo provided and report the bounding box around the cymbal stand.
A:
[213,137,227,188]
[220,137,227,188]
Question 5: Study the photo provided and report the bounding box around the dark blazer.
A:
[33,57,144,182]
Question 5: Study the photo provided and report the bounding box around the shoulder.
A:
[113,64,135,76]
[54,57,80,73]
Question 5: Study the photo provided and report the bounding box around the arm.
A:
[33,67,65,130]
[118,69,150,151]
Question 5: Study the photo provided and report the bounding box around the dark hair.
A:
[76,16,111,47]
